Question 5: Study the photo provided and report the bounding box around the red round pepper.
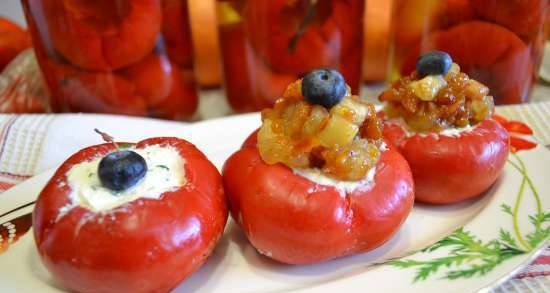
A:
[33,137,227,293]
[222,133,414,264]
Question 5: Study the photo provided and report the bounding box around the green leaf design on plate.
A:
[499,229,519,250]
[389,228,524,282]
[526,211,550,249]
[501,204,513,216]
[389,152,550,282]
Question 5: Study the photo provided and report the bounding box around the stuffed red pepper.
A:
[380,51,510,204]
[223,70,414,265]
[33,137,227,293]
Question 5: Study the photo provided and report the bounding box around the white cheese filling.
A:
[293,166,376,197]
[63,145,186,213]
[292,143,387,196]
[387,117,476,138]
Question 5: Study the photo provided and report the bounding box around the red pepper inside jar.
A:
[389,0,549,105]
[216,0,365,112]
[21,0,199,120]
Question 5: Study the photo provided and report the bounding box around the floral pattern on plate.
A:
[389,116,549,282]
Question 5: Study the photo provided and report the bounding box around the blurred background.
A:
[0,0,548,120]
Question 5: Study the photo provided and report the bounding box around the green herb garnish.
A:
[118,143,132,149]
[157,165,169,171]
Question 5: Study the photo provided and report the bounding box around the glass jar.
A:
[389,0,549,104]
[21,0,198,119]
[217,0,365,112]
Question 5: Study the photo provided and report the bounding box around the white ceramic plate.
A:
[0,114,548,293]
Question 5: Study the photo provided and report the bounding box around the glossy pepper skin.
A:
[383,119,510,204]
[222,133,414,265]
[33,137,227,293]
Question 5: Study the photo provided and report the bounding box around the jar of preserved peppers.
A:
[388,0,549,105]
[21,0,199,120]
[216,0,365,112]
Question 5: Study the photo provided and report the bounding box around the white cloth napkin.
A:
[3,102,549,180]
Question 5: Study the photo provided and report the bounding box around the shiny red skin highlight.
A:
[33,137,227,293]
[383,119,510,204]
[222,134,414,264]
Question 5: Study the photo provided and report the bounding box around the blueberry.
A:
[301,69,346,108]
[98,150,147,192]
[416,51,453,77]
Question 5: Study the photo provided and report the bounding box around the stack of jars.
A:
[22,0,198,120]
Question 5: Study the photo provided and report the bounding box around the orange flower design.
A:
[0,212,32,254]
[493,114,537,153]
